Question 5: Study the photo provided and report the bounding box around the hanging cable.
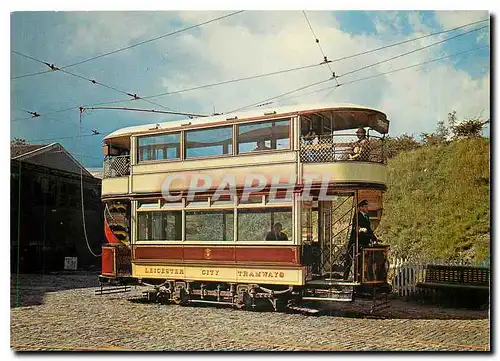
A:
[227,24,488,113]
[337,25,488,79]
[302,10,337,83]
[78,108,101,257]
[10,18,489,122]
[12,52,179,113]
[11,11,245,80]
[273,45,489,104]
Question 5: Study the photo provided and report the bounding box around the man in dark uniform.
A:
[343,199,378,280]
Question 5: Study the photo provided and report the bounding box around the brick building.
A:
[11,143,103,273]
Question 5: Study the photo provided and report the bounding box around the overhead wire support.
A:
[302,10,336,80]
[12,50,179,113]
[10,17,489,122]
[277,45,489,104]
[82,105,209,118]
[78,107,101,258]
[228,23,488,113]
[79,18,488,111]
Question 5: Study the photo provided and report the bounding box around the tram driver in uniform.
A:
[343,200,378,280]
[266,222,288,241]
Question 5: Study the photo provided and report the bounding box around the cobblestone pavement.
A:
[10,274,490,351]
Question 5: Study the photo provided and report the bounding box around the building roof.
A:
[11,144,51,158]
[104,102,388,140]
[11,142,94,178]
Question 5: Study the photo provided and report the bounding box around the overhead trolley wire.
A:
[227,23,488,113]
[336,24,488,79]
[12,51,179,113]
[26,133,100,143]
[72,18,490,109]
[302,10,337,82]
[10,17,489,122]
[327,17,488,64]
[11,11,245,80]
[275,45,489,104]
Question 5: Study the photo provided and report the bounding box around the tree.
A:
[451,117,489,139]
[384,133,421,159]
[11,137,29,146]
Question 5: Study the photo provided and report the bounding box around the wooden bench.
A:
[416,264,489,307]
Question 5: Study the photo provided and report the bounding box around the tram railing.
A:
[103,155,130,178]
[299,134,386,164]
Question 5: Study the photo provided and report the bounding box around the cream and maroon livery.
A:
[100,103,391,308]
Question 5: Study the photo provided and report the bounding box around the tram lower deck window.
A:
[238,207,292,242]
[185,210,234,242]
[137,211,182,241]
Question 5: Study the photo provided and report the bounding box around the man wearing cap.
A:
[348,127,369,161]
[343,199,378,280]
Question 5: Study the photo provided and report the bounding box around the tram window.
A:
[239,195,264,205]
[238,207,292,242]
[185,210,234,242]
[237,119,290,153]
[185,126,233,159]
[138,133,180,162]
[137,211,182,241]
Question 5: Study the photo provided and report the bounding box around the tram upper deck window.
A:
[237,119,290,154]
[185,126,233,159]
[138,133,180,162]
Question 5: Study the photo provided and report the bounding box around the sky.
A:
[10,9,491,168]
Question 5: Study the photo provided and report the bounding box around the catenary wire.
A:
[81,18,489,108]
[227,24,488,113]
[12,52,179,113]
[10,18,489,121]
[274,45,489,105]
[302,10,337,81]
[11,11,245,80]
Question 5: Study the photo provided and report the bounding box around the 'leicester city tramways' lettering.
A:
[237,270,285,279]
[201,269,220,276]
[144,267,184,276]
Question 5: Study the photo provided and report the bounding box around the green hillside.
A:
[377,138,490,261]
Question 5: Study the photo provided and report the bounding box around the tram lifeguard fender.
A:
[101,247,115,276]
[104,218,121,244]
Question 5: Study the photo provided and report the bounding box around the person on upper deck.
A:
[266,222,288,241]
[348,128,369,161]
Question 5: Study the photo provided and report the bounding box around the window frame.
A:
[133,196,295,245]
[236,118,292,155]
[184,125,234,160]
[136,132,182,164]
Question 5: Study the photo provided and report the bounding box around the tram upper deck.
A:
[101,103,390,198]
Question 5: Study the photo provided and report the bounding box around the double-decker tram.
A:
[99,103,391,313]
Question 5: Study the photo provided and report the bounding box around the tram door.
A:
[318,195,356,280]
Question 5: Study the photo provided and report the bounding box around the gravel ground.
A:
[10,273,490,351]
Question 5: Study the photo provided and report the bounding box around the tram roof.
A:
[104,103,389,140]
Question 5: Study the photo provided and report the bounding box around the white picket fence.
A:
[388,257,490,298]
